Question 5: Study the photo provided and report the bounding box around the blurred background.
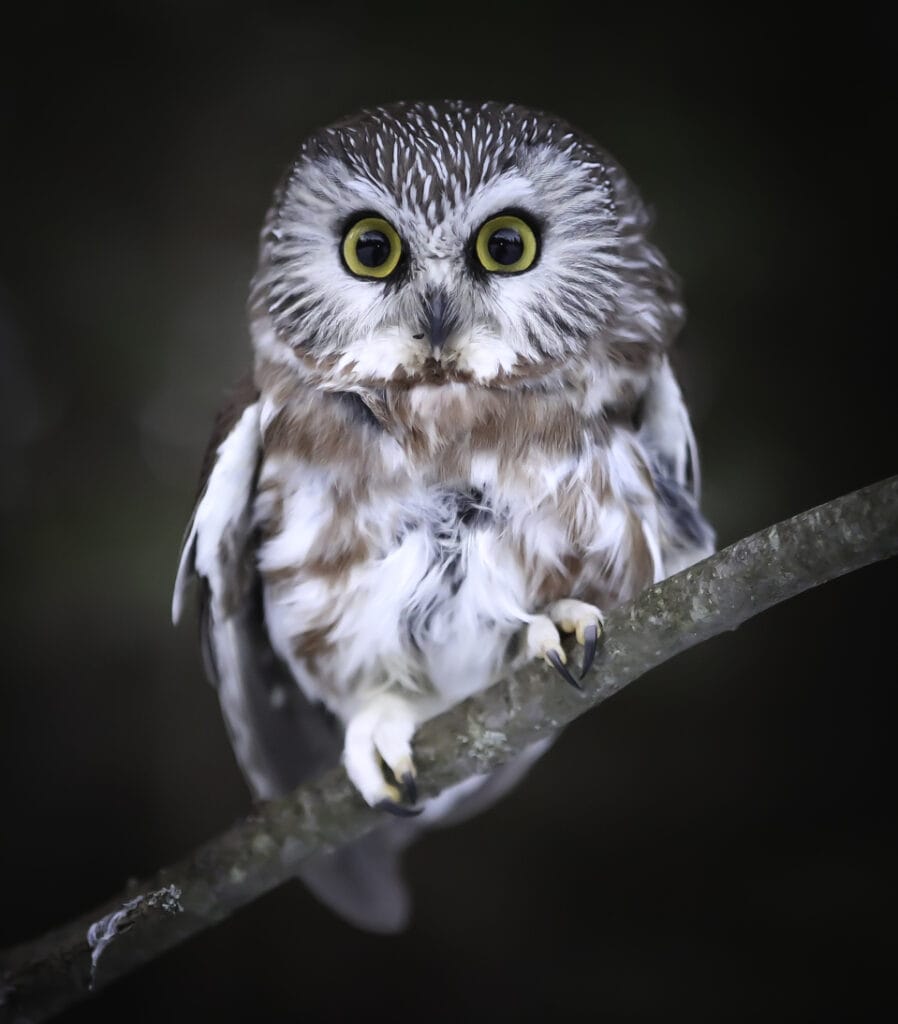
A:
[1,3,895,1020]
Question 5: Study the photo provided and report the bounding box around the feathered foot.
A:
[526,600,604,688]
[344,694,423,816]
[547,599,604,679]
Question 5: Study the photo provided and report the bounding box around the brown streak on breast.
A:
[263,399,371,471]
[624,510,655,598]
[489,361,561,386]
[304,490,371,579]
[261,477,373,596]
[292,623,336,661]
[262,563,303,588]
[532,551,585,607]
[473,403,584,458]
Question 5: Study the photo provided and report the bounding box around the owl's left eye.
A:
[342,216,402,279]
[474,214,539,274]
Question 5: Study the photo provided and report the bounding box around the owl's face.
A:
[251,101,678,392]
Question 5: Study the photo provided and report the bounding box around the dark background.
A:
[1,4,895,1020]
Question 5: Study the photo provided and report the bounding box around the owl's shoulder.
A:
[195,372,260,501]
[257,381,389,481]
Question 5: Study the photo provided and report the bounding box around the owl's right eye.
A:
[474,213,539,274]
[342,216,402,279]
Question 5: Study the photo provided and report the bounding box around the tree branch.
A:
[3,476,897,1023]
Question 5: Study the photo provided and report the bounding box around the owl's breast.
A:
[253,457,536,715]
[253,420,662,722]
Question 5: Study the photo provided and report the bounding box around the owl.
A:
[173,100,714,931]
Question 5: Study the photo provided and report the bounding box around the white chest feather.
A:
[254,425,662,725]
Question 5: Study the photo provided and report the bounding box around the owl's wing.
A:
[172,377,343,799]
[172,380,415,933]
[637,358,716,576]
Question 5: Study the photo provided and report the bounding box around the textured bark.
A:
[2,476,896,1023]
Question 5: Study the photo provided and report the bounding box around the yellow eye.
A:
[342,216,402,279]
[474,214,538,273]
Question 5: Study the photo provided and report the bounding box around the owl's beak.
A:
[421,289,456,359]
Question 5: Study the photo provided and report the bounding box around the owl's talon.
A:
[344,694,421,810]
[580,623,598,680]
[545,648,583,691]
[376,798,424,818]
[545,600,604,680]
[526,615,581,690]
[399,770,418,805]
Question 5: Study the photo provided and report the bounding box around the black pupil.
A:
[487,226,524,266]
[356,229,391,268]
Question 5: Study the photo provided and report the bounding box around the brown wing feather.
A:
[175,374,342,798]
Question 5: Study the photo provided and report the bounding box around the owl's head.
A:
[250,100,681,394]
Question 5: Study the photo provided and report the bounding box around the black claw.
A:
[399,771,418,805]
[375,799,424,818]
[580,623,598,680]
[546,649,583,691]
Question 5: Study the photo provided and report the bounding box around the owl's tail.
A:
[297,826,414,933]
[295,741,555,932]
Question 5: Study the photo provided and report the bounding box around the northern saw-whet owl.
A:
[173,100,714,932]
